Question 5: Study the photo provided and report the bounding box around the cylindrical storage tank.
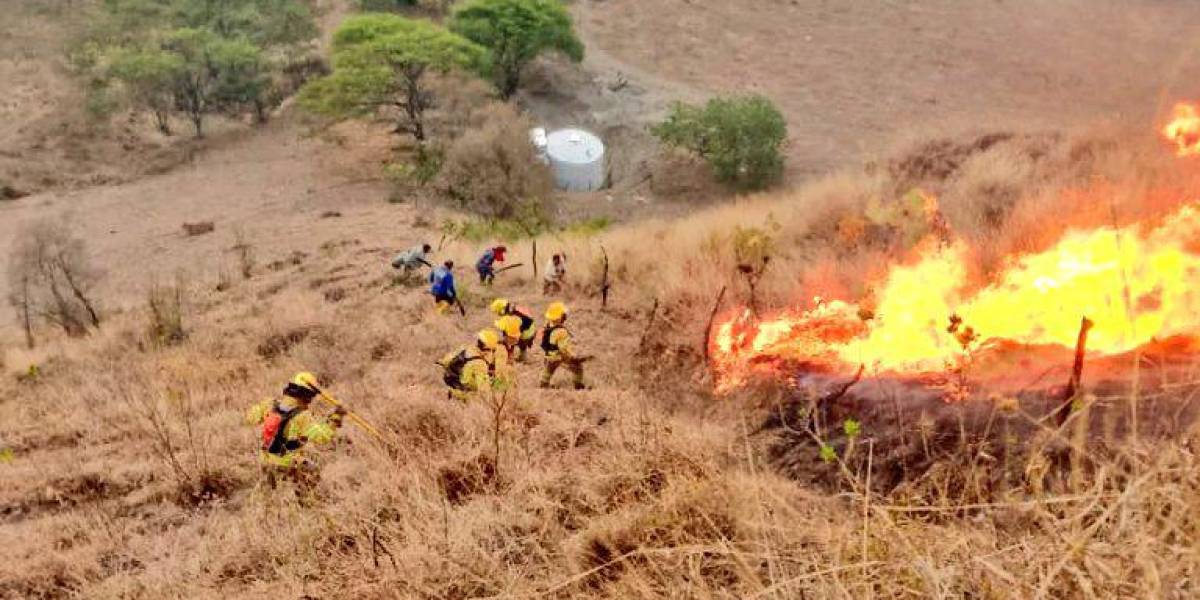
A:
[529,127,549,164]
[545,128,605,192]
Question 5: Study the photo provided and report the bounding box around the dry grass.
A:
[4,126,1200,599]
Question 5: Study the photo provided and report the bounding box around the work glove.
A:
[330,406,348,428]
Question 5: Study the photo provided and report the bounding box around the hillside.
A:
[5,0,1200,598]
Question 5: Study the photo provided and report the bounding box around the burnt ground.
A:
[751,354,1200,504]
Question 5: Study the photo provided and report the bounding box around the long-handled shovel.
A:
[311,385,386,442]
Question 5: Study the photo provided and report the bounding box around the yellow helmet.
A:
[477,329,501,350]
[490,298,510,316]
[495,315,522,339]
[291,371,320,392]
[545,301,567,322]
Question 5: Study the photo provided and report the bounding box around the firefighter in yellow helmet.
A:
[493,315,524,382]
[438,330,500,401]
[244,372,346,489]
[540,301,587,390]
[490,298,536,360]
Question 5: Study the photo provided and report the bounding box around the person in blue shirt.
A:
[475,245,507,285]
[429,260,458,315]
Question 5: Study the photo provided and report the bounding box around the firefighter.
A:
[438,329,501,401]
[476,245,507,285]
[429,260,457,315]
[540,301,587,390]
[490,298,536,360]
[494,315,524,377]
[244,372,346,489]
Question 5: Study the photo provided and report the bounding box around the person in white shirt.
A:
[543,253,566,295]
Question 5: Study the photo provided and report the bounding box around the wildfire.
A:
[1162,103,1200,156]
[711,202,1200,392]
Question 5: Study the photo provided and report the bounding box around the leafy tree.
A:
[108,47,185,135]
[448,0,583,99]
[299,14,486,142]
[652,95,788,190]
[76,0,318,135]
[175,0,319,47]
[161,28,266,137]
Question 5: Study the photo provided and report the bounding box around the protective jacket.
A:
[245,397,338,468]
[508,306,537,342]
[439,345,493,393]
[541,324,574,360]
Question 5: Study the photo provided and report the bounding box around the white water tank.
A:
[545,128,606,192]
[529,127,549,164]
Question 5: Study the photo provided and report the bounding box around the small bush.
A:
[385,145,445,188]
[439,102,554,219]
[652,95,787,190]
[7,218,104,337]
[146,279,186,346]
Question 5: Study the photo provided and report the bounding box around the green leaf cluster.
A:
[299,14,486,141]
[78,0,319,137]
[652,95,788,190]
[449,0,583,98]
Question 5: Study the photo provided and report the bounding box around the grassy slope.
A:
[5,128,1200,598]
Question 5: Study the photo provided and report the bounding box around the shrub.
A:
[6,218,103,338]
[439,102,554,219]
[146,279,187,346]
[652,95,788,190]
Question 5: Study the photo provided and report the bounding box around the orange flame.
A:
[712,202,1200,392]
[1163,103,1200,157]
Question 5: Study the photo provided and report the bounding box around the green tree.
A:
[652,95,788,190]
[76,0,318,133]
[448,0,583,99]
[299,14,486,142]
[175,0,319,47]
[108,47,185,135]
[160,28,266,137]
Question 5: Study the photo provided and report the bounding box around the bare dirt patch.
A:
[577,0,1200,178]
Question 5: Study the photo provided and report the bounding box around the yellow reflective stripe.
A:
[303,421,336,445]
[260,450,294,467]
[244,398,271,426]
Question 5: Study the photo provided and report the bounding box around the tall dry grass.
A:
[3,127,1200,598]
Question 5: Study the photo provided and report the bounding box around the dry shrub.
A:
[888,131,1016,189]
[572,479,749,591]
[439,102,554,219]
[385,400,467,454]
[146,279,186,346]
[438,453,503,505]
[256,326,312,359]
[427,72,496,138]
[7,216,104,338]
